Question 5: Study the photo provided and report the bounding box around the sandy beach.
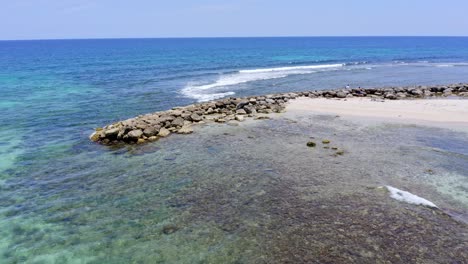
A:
[287,97,468,132]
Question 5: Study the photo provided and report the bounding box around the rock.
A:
[336,150,344,155]
[235,115,245,122]
[236,101,249,110]
[215,101,226,108]
[236,109,247,115]
[337,92,347,98]
[265,98,275,104]
[216,118,226,123]
[89,132,100,142]
[171,110,183,117]
[158,127,171,137]
[396,92,407,99]
[137,138,146,144]
[148,136,158,141]
[190,113,202,122]
[143,126,159,137]
[162,224,179,235]
[244,105,257,114]
[104,127,120,138]
[385,93,397,100]
[177,125,193,134]
[159,115,175,123]
[411,89,424,96]
[254,115,270,120]
[181,112,192,120]
[171,117,185,127]
[205,108,215,114]
[459,92,468,97]
[322,139,331,144]
[127,129,143,140]
[307,141,316,147]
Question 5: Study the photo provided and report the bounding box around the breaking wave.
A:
[181,64,344,102]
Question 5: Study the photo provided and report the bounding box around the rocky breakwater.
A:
[90,83,468,145]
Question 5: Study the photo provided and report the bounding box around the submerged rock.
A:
[177,125,194,134]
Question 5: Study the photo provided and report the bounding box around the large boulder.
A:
[127,129,143,140]
[158,127,171,137]
[411,89,424,96]
[236,101,249,110]
[336,91,347,98]
[244,105,257,114]
[190,113,203,122]
[171,117,185,127]
[104,127,120,138]
[143,126,160,137]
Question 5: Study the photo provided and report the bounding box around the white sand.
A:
[287,97,468,132]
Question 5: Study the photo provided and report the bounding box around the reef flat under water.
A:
[2,105,467,263]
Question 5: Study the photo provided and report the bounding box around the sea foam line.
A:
[239,63,344,73]
[181,63,344,102]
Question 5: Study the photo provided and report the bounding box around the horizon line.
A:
[1,35,468,42]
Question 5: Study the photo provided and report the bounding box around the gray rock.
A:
[171,110,182,117]
[104,127,120,138]
[143,126,160,137]
[385,93,397,100]
[411,89,424,96]
[443,88,453,95]
[244,105,257,114]
[127,129,143,140]
[337,92,347,98]
[190,113,202,122]
[159,115,175,123]
[181,112,192,120]
[236,109,247,115]
[171,117,185,127]
[236,101,249,110]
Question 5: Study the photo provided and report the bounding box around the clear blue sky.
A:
[1,0,467,40]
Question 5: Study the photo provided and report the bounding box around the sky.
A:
[1,0,468,40]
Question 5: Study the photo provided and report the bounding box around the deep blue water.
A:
[1,37,468,263]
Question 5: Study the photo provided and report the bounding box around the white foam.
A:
[181,63,344,102]
[239,63,344,73]
[385,186,438,208]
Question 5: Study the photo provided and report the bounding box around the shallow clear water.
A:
[1,37,468,263]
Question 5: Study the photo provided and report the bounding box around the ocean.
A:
[1,37,468,263]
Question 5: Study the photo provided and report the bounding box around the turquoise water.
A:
[1,37,468,263]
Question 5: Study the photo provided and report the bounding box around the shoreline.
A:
[90,83,468,145]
